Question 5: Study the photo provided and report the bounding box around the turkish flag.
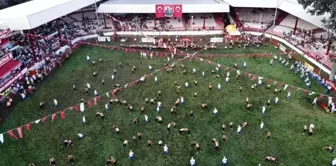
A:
[8,130,18,140]
[60,110,65,120]
[174,5,182,18]
[17,127,23,138]
[26,123,31,131]
[156,5,164,18]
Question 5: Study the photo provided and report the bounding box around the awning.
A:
[0,0,102,30]
[0,60,21,78]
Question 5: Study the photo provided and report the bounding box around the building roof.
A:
[97,0,230,13]
[0,0,101,30]
[223,0,329,28]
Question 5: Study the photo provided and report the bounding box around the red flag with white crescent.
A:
[156,5,164,18]
[173,5,182,18]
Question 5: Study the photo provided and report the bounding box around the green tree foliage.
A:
[298,0,336,32]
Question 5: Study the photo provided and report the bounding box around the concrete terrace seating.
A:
[279,14,296,28]
[239,8,274,24]
[238,8,274,31]
[166,18,185,30]
[243,22,268,30]
[273,25,293,35]
[189,14,220,30]
[297,19,317,30]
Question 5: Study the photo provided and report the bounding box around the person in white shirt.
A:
[86,55,90,61]
[218,83,221,90]
[129,150,134,160]
[261,106,266,116]
[21,93,26,100]
[274,97,279,104]
[148,65,152,72]
[154,76,158,84]
[222,156,228,166]
[260,121,264,130]
[163,144,168,155]
[94,90,98,96]
[237,125,242,135]
[216,67,219,73]
[185,82,189,88]
[77,133,84,139]
[213,108,218,116]
[243,62,246,68]
[144,115,149,123]
[192,68,196,74]
[82,116,86,124]
[190,157,196,166]
[87,83,91,90]
[105,104,109,112]
[111,74,115,82]
[332,158,336,166]
[258,78,262,86]
[53,99,58,107]
[226,77,230,82]
[202,71,205,78]
[312,97,318,105]
[287,92,291,100]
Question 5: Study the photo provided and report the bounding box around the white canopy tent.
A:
[0,0,101,30]
[223,0,329,28]
[97,0,230,14]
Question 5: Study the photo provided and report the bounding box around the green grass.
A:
[0,45,335,166]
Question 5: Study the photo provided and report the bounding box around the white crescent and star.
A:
[156,6,162,12]
[175,6,181,12]
[157,6,162,12]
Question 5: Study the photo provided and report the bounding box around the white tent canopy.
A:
[0,0,101,30]
[223,0,329,28]
[97,0,230,14]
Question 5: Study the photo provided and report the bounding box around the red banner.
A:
[155,5,164,18]
[156,4,182,18]
[174,5,182,18]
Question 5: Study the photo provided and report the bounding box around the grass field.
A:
[0,45,335,166]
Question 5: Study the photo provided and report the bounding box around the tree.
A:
[298,0,336,32]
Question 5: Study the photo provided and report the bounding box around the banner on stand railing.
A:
[210,37,223,43]
[98,36,111,42]
[141,37,154,43]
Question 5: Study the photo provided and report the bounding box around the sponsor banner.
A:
[141,37,154,43]
[0,53,13,67]
[98,36,111,42]
[304,61,314,71]
[210,37,223,43]
[0,28,10,40]
[0,68,27,93]
[279,44,287,53]
[156,4,182,18]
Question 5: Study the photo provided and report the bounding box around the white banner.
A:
[210,37,223,43]
[141,37,154,43]
[98,36,111,42]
